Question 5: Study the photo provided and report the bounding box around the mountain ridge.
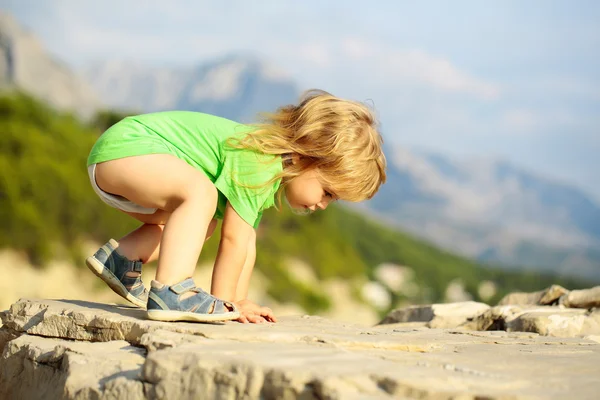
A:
[364,145,600,279]
[0,12,101,116]
[82,53,298,122]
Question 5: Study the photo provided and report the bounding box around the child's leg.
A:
[92,154,237,321]
[87,207,217,308]
[95,154,217,285]
[112,210,168,266]
[116,213,218,264]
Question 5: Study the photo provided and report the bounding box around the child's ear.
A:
[291,153,301,165]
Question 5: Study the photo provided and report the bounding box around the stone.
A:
[1,298,600,399]
[378,301,490,329]
[0,334,145,400]
[0,325,18,354]
[0,299,441,352]
[373,263,414,292]
[477,280,497,301]
[585,335,600,344]
[508,308,600,337]
[139,329,207,352]
[444,279,473,303]
[497,284,569,306]
[361,281,391,310]
[559,286,600,309]
[462,305,600,337]
[460,305,529,331]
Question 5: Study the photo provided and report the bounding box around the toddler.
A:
[85,90,387,323]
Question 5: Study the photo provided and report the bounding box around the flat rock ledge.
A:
[1,298,600,400]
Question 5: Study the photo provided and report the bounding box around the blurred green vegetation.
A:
[0,92,137,264]
[0,92,592,315]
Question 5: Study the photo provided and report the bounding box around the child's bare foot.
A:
[86,239,148,308]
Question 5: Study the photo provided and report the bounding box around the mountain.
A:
[83,55,299,122]
[0,12,100,116]
[364,146,600,279]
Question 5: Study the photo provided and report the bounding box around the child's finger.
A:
[266,315,277,322]
[259,306,273,315]
[260,307,277,322]
[262,313,276,323]
[247,313,266,324]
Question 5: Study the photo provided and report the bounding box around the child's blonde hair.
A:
[230,89,387,203]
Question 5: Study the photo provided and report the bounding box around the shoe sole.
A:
[147,309,240,323]
[86,256,147,309]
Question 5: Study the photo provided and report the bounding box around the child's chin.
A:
[284,198,310,215]
[284,196,299,209]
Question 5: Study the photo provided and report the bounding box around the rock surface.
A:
[378,301,490,328]
[382,285,600,339]
[497,285,600,310]
[1,298,600,399]
[560,286,600,309]
[497,284,569,306]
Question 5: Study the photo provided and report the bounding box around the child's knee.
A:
[180,175,218,207]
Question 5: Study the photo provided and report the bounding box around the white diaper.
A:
[87,163,157,215]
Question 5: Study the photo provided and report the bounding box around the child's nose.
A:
[317,201,328,210]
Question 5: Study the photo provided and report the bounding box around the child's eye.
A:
[324,191,333,198]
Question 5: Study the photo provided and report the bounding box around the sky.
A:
[3,0,600,199]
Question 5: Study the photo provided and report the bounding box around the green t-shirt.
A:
[87,111,282,229]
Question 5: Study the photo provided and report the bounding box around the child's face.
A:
[284,168,337,212]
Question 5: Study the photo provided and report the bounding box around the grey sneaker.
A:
[146,278,239,322]
[86,239,148,308]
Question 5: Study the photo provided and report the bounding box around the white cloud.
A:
[500,107,600,138]
[295,43,333,68]
[341,37,369,59]
[340,37,500,100]
[503,109,539,133]
[391,50,500,99]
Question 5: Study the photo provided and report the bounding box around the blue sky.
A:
[3,0,600,199]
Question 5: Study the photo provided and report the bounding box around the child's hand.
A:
[235,299,277,324]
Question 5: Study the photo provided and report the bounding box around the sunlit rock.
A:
[373,263,414,293]
[379,301,490,329]
[497,284,568,306]
[444,279,473,303]
[2,298,599,399]
[477,280,497,301]
[559,286,600,309]
[361,281,391,310]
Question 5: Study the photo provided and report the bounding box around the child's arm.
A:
[211,202,276,323]
[211,202,252,302]
[235,231,277,323]
[234,228,256,302]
